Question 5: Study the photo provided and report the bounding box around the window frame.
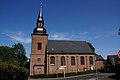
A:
[80,56,85,65]
[89,56,93,65]
[71,56,75,65]
[61,56,65,66]
[50,56,55,65]
[37,58,41,64]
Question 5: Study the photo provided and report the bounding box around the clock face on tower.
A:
[37,28,43,31]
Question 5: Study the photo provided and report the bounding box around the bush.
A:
[0,63,29,80]
[30,70,96,78]
[77,70,96,75]
[115,64,120,79]
[65,72,77,77]
[30,73,62,78]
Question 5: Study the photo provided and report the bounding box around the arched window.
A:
[71,56,75,65]
[50,56,55,65]
[61,56,65,66]
[37,58,41,63]
[89,56,93,65]
[80,56,85,65]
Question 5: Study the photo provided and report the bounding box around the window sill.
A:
[60,65,67,68]
[81,64,85,65]
[50,64,55,66]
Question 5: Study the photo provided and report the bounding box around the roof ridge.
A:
[48,40,87,42]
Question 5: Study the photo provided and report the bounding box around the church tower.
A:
[30,1,48,75]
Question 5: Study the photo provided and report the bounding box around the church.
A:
[30,2,100,76]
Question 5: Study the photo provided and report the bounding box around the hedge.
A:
[30,73,63,78]
[0,63,29,80]
[30,70,96,78]
[115,64,120,79]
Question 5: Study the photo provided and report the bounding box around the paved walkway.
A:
[29,73,115,80]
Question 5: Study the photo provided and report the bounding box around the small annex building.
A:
[95,55,104,70]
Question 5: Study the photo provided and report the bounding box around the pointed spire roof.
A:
[38,0,43,21]
[33,0,47,34]
[40,1,42,17]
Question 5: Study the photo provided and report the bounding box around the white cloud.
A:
[49,32,90,40]
[10,35,31,43]
[2,30,116,44]
[2,31,31,44]
[49,33,69,40]
[87,35,101,41]
[49,31,116,41]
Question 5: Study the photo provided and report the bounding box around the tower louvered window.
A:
[38,43,42,50]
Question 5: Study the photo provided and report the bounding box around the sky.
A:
[0,0,120,59]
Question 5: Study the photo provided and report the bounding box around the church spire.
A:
[33,0,47,34]
[38,0,43,21]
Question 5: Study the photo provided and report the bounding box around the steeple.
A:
[37,0,44,23]
[30,0,48,75]
[33,0,46,34]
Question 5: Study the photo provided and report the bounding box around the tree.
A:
[0,45,29,80]
[0,46,18,66]
[87,42,95,52]
[12,43,28,67]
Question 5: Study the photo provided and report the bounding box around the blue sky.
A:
[0,0,120,59]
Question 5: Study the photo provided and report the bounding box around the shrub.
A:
[65,72,77,77]
[30,70,96,78]
[77,70,95,75]
[115,64,120,79]
[0,62,29,80]
[30,73,62,78]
